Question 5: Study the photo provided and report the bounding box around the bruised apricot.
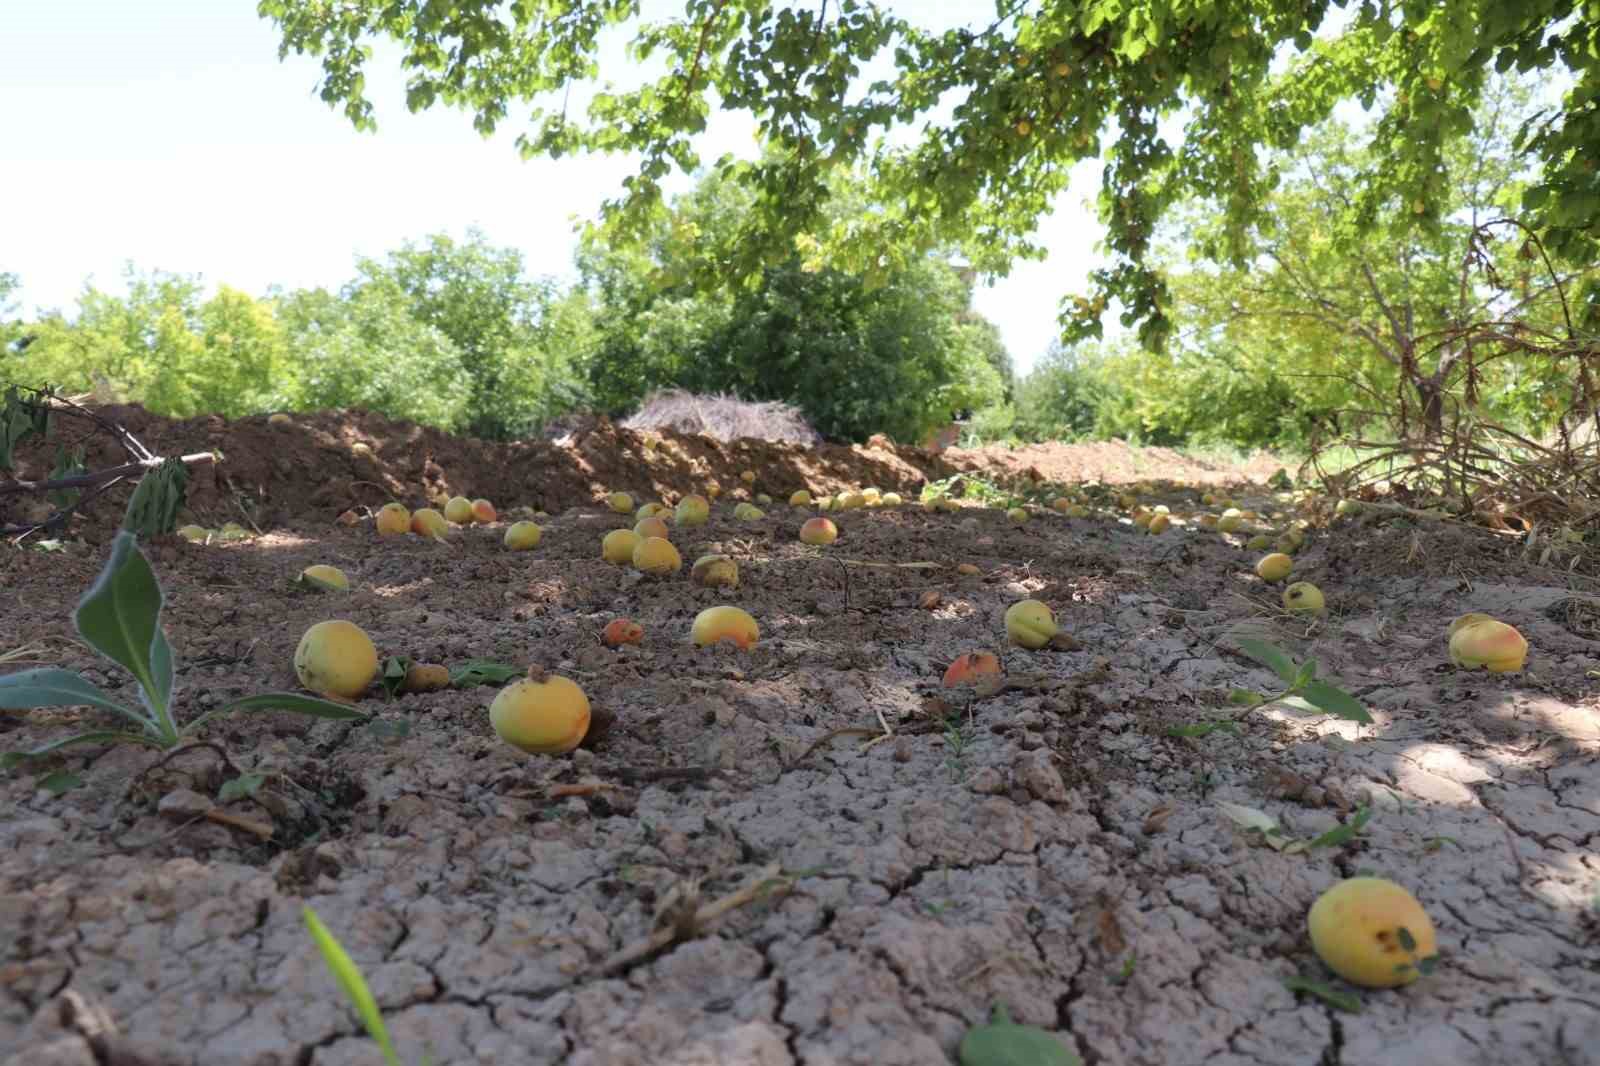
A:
[471,499,497,524]
[675,494,710,527]
[1308,877,1437,988]
[1448,616,1528,673]
[294,620,379,699]
[943,652,1002,687]
[489,674,591,755]
[410,508,449,541]
[634,516,671,540]
[632,536,682,575]
[443,496,475,525]
[691,605,759,649]
[691,554,739,589]
[799,517,838,545]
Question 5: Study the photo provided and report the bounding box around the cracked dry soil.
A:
[2,413,1598,1066]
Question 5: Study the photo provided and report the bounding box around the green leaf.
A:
[218,772,266,803]
[959,1003,1080,1066]
[1282,976,1363,1014]
[380,656,411,702]
[1165,721,1239,738]
[121,458,188,538]
[1303,805,1372,850]
[1291,659,1318,688]
[38,770,84,795]
[208,692,369,721]
[1235,638,1299,683]
[73,532,170,721]
[1228,689,1265,707]
[303,907,404,1066]
[2,729,167,768]
[0,667,151,731]
[1299,680,1372,724]
[449,659,520,687]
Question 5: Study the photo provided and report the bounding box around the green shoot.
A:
[1230,639,1372,724]
[0,530,366,768]
[303,907,404,1066]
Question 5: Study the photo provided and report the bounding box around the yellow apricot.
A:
[504,521,542,550]
[443,496,475,525]
[634,516,671,540]
[607,492,634,514]
[375,502,410,536]
[1007,507,1028,524]
[1246,533,1272,551]
[1308,877,1438,988]
[489,674,590,755]
[401,663,450,693]
[1147,514,1171,534]
[1255,553,1294,582]
[1196,514,1219,530]
[799,517,838,545]
[636,502,670,520]
[410,508,449,541]
[471,499,497,524]
[267,412,292,426]
[740,470,757,484]
[602,529,641,564]
[733,502,765,520]
[1448,617,1528,673]
[691,554,740,589]
[294,620,378,699]
[691,605,759,649]
[177,524,212,543]
[298,564,349,592]
[675,494,710,527]
[882,492,903,506]
[838,491,866,510]
[632,536,682,575]
[1005,599,1057,649]
[789,490,812,507]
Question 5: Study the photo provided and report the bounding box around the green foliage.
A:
[1231,639,1372,725]
[259,0,1600,347]
[120,458,189,538]
[0,531,365,765]
[959,1003,1080,1066]
[1011,341,1129,443]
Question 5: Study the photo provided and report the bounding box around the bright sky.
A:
[2,2,1106,375]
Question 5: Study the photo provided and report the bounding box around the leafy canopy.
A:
[257,0,1600,344]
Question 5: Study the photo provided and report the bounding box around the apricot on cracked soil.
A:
[602,619,644,647]
[799,517,838,545]
[1308,876,1438,988]
[489,673,591,754]
[294,620,379,699]
[691,605,759,649]
[1005,599,1057,649]
[943,652,1002,687]
[298,565,349,592]
[675,494,711,527]
[602,529,641,564]
[1255,553,1294,582]
[691,554,739,589]
[1448,615,1528,672]
[632,536,683,575]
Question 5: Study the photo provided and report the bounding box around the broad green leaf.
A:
[218,772,267,803]
[73,532,167,711]
[303,907,404,1066]
[1282,976,1363,1014]
[150,628,176,714]
[1300,680,1372,724]
[380,657,411,702]
[449,660,520,687]
[1235,639,1299,683]
[121,458,188,538]
[38,770,84,795]
[1304,805,1372,850]
[959,1004,1079,1066]
[2,730,166,768]
[0,668,152,731]
[1291,659,1318,687]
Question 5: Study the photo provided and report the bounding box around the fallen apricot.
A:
[489,674,591,754]
[1246,533,1272,551]
[1255,553,1294,582]
[1005,599,1057,649]
[298,564,349,592]
[504,521,542,550]
[336,509,360,526]
[675,494,710,527]
[691,554,739,589]
[632,536,682,575]
[602,529,641,564]
[410,508,449,541]
[1308,877,1438,988]
[1282,582,1325,614]
[443,496,475,525]
[756,493,772,505]
[956,562,980,576]
[177,524,211,543]
[634,516,671,540]
[691,605,759,649]
[1217,508,1244,533]
[602,619,644,647]
[943,652,1002,687]
[882,492,903,506]
[376,502,411,536]
[733,502,765,520]
[740,470,756,484]
[1196,514,1219,531]
[1448,616,1528,673]
[1007,507,1029,524]
[471,499,497,524]
[607,492,634,514]
[799,517,838,545]
[294,620,379,699]
[789,490,812,507]
[838,491,866,510]
[636,502,670,520]
[402,663,450,693]
[268,412,292,426]
[1147,514,1171,534]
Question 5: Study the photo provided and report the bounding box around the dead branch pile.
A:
[622,389,821,445]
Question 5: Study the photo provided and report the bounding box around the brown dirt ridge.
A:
[1,404,1597,1066]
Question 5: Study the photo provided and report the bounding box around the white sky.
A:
[2,2,1108,375]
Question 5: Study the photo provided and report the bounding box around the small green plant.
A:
[304,906,411,1066]
[0,531,366,766]
[1228,639,1372,724]
[941,713,976,781]
[959,1003,1080,1066]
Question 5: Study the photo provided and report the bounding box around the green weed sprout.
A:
[1228,638,1372,724]
[304,906,406,1066]
[0,530,366,766]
